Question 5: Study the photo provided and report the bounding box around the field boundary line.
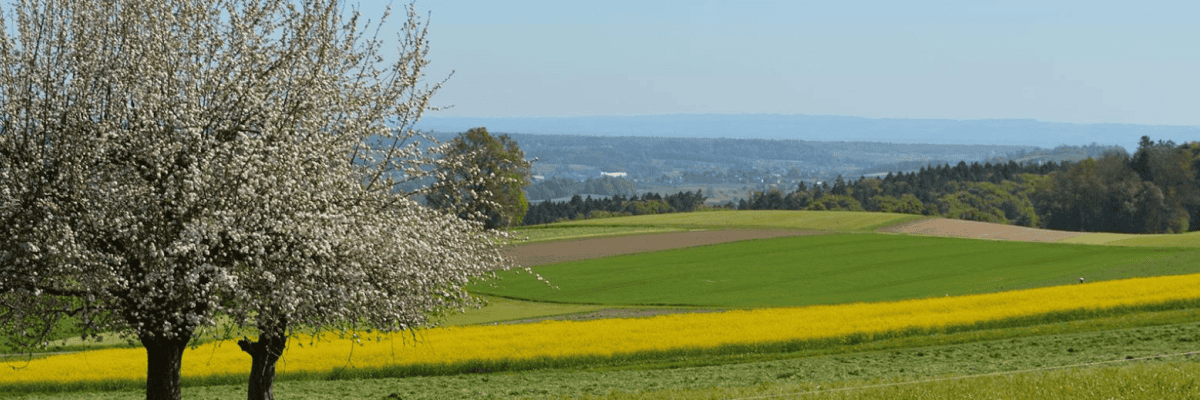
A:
[0,350,85,358]
[724,350,1200,400]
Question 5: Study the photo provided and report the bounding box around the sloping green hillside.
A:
[477,233,1200,307]
[1062,231,1200,248]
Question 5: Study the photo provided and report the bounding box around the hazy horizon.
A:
[417,113,1200,150]
[344,0,1200,129]
[425,112,1200,128]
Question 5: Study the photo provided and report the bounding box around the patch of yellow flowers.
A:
[6,273,1200,384]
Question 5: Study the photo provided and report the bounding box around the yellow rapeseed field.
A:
[6,273,1200,384]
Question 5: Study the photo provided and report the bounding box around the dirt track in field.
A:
[502,230,820,267]
[878,218,1087,242]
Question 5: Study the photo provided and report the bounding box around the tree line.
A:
[524,191,710,225]
[739,137,1200,234]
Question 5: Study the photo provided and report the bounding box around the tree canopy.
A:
[0,1,511,399]
[428,127,532,230]
[738,137,1200,234]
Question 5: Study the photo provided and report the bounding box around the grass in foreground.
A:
[23,309,1200,399]
[584,360,1200,400]
[8,273,1200,390]
[547,210,922,232]
[476,233,1200,307]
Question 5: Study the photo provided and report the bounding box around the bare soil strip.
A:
[502,230,819,267]
[879,218,1087,242]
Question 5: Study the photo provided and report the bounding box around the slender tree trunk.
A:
[239,319,288,400]
[141,334,192,400]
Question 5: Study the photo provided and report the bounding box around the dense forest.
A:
[739,137,1200,234]
[524,191,710,225]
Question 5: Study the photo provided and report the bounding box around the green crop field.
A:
[16,211,1200,399]
[473,233,1200,307]
[550,210,923,232]
[1102,231,1200,248]
[1061,230,1200,247]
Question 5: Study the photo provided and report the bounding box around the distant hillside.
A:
[418,114,1200,150]
[432,131,1051,184]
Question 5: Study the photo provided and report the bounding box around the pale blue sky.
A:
[3,1,1195,125]
[344,0,1198,126]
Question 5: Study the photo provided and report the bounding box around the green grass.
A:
[435,296,610,326]
[508,225,686,244]
[48,362,1200,399]
[0,317,142,356]
[582,361,1200,400]
[1108,230,1200,247]
[474,233,1200,307]
[547,210,923,232]
[23,307,1200,399]
[1058,232,1143,245]
[1061,231,1200,248]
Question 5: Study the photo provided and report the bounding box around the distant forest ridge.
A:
[528,137,1200,234]
[429,130,1121,190]
[418,114,1200,150]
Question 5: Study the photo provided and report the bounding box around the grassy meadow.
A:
[474,233,1200,306]
[1062,230,1200,247]
[8,210,1200,399]
[434,296,610,326]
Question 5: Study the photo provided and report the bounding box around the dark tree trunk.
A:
[141,334,192,400]
[239,319,288,400]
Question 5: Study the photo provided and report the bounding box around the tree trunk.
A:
[239,320,288,400]
[141,334,192,400]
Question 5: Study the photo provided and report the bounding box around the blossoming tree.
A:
[0,1,512,399]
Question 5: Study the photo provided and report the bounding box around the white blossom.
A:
[0,0,516,357]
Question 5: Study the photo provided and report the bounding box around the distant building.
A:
[601,171,627,178]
